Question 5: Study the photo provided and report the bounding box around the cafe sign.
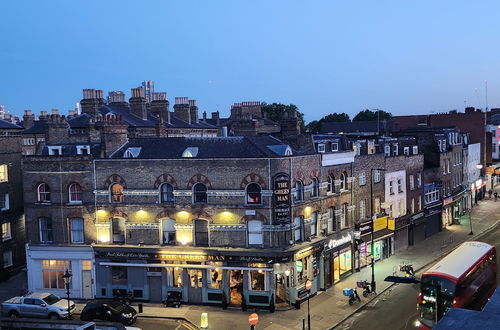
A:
[273,173,291,224]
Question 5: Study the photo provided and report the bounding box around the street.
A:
[134,317,194,330]
[334,218,500,330]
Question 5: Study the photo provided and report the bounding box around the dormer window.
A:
[384,145,390,157]
[48,146,62,155]
[285,146,293,156]
[403,147,409,156]
[317,144,326,153]
[331,142,339,152]
[392,144,398,156]
[124,147,141,158]
[76,145,90,155]
[182,147,199,158]
[413,146,418,154]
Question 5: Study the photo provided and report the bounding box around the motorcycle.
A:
[114,290,134,306]
[356,280,374,297]
[343,288,361,306]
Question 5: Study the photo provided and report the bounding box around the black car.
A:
[80,301,137,325]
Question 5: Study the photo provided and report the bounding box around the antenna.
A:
[475,88,481,108]
[485,80,489,111]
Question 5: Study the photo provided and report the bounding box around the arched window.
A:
[160,183,174,203]
[37,183,51,202]
[294,181,304,202]
[68,183,82,203]
[328,175,335,193]
[311,178,319,197]
[110,184,124,203]
[193,183,207,204]
[161,219,176,245]
[246,183,262,204]
[248,220,263,245]
[194,219,209,246]
[111,218,126,244]
[340,172,348,190]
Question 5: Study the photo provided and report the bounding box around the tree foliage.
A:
[261,103,305,130]
[352,109,392,122]
[305,112,350,133]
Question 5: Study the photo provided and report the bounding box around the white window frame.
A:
[359,200,366,219]
[317,144,326,153]
[413,146,418,154]
[248,220,263,245]
[389,181,394,195]
[384,145,390,156]
[68,183,82,203]
[331,142,339,152]
[2,222,11,241]
[359,172,366,186]
[417,172,422,187]
[39,217,53,243]
[294,217,303,242]
[392,144,398,156]
[162,219,176,245]
[403,147,409,156]
[70,218,84,244]
[374,170,381,183]
[295,181,304,202]
[327,175,335,193]
[0,193,9,210]
[37,183,51,203]
[409,175,414,190]
[310,212,318,236]
[397,179,403,193]
[48,146,62,155]
[76,145,90,155]
[3,250,13,268]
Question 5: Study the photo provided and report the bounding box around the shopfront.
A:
[408,211,425,246]
[323,232,353,289]
[393,215,409,251]
[442,186,466,227]
[358,216,394,270]
[93,246,290,309]
[424,202,442,238]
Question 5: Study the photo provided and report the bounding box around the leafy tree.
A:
[261,103,305,131]
[352,109,392,122]
[305,112,350,133]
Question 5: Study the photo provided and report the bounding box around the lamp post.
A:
[62,269,72,319]
[370,168,386,294]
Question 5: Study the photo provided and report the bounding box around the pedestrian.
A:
[489,189,493,199]
[494,191,498,202]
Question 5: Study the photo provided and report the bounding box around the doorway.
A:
[187,269,203,303]
[275,273,288,304]
[229,270,243,306]
[148,276,162,302]
[82,270,92,299]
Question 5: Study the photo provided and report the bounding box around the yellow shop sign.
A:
[373,216,388,231]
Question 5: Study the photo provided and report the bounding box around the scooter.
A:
[357,280,374,297]
[343,288,361,305]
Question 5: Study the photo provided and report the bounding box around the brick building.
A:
[23,123,360,308]
[0,119,25,281]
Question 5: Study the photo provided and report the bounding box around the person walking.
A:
[488,189,493,199]
[494,191,498,202]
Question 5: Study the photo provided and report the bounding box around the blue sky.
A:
[1,1,499,122]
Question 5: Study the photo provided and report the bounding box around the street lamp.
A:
[370,168,386,294]
[62,269,72,319]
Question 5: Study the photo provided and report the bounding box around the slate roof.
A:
[0,119,22,129]
[488,113,500,125]
[112,135,304,159]
[22,120,47,134]
[40,142,101,157]
[321,120,393,134]
[67,105,218,130]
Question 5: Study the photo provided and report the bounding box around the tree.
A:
[261,103,305,131]
[352,109,392,122]
[305,112,350,133]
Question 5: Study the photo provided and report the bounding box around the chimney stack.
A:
[23,110,35,129]
[188,99,198,123]
[174,97,191,124]
[39,110,48,120]
[97,116,129,157]
[129,87,148,120]
[108,91,127,105]
[211,111,220,126]
[46,111,69,143]
[80,89,100,116]
[150,92,170,123]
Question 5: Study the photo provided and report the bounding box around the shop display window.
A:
[249,270,266,291]
[111,266,127,285]
[208,263,222,289]
[42,260,71,289]
[188,269,203,288]
[173,267,183,287]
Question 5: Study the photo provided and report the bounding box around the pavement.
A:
[2,198,500,330]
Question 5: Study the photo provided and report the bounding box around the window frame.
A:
[327,175,335,193]
[70,218,84,244]
[359,172,366,186]
[39,217,53,243]
[3,250,13,268]
[2,222,11,241]
[159,183,175,203]
[37,183,51,203]
[248,220,263,245]
[294,180,304,202]
[68,182,82,203]
[311,178,320,198]
[0,164,8,182]
[161,218,176,245]
[110,183,124,203]
[246,183,262,205]
[193,183,208,204]
[317,143,326,153]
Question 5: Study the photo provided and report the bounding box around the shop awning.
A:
[99,262,273,272]
[360,228,393,242]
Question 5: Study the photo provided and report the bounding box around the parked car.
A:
[0,292,75,319]
[80,301,138,325]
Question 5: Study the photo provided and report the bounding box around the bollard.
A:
[138,303,143,313]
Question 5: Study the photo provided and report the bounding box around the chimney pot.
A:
[51,109,59,115]
[24,110,33,116]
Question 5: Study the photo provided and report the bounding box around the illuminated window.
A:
[249,265,266,291]
[41,260,71,289]
[246,183,261,204]
[110,184,123,203]
[37,183,51,202]
[0,164,7,182]
[2,222,11,241]
[162,219,176,245]
[248,220,263,245]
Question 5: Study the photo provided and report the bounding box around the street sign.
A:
[305,279,312,291]
[248,313,259,325]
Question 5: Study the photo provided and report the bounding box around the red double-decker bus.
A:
[417,241,497,329]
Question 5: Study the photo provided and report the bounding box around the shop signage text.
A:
[294,245,322,260]
[359,216,388,236]
[326,233,352,250]
[273,173,291,224]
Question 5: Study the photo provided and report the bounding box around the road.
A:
[135,317,195,330]
[334,225,500,330]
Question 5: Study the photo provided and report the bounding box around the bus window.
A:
[418,276,456,329]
